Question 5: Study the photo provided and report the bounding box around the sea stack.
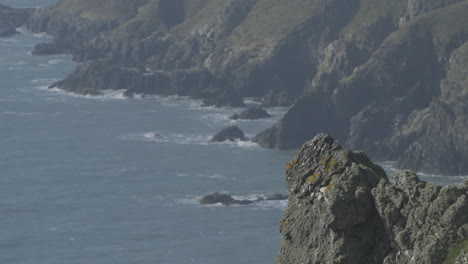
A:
[211,126,245,142]
[276,134,468,264]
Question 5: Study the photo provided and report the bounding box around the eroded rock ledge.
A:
[277,134,468,264]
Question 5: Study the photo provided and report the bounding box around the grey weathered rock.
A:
[200,193,253,206]
[200,192,287,206]
[261,90,293,107]
[454,250,468,264]
[211,126,245,142]
[230,108,271,120]
[276,134,468,264]
[254,2,468,175]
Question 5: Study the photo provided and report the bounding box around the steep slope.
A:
[27,0,360,105]
[254,1,468,175]
[277,134,468,263]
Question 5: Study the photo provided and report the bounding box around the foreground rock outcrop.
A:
[277,134,468,264]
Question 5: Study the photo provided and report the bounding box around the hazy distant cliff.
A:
[0,4,30,37]
[277,134,468,264]
[16,0,468,175]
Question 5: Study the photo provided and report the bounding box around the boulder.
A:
[211,126,245,142]
[199,193,253,206]
[230,108,271,120]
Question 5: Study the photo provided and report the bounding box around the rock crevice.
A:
[276,134,468,264]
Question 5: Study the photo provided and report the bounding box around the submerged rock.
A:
[211,126,245,142]
[199,193,253,206]
[200,192,288,206]
[230,108,272,120]
[276,134,468,264]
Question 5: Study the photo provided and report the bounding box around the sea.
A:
[1,1,466,264]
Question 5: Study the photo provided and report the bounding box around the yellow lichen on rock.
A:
[286,159,298,172]
[325,182,336,192]
[306,173,321,184]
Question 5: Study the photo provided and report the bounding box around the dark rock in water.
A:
[0,27,18,37]
[230,108,271,120]
[276,134,468,264]
[200,192,288,206]
[211,126,245,142]
[199,193,253,206]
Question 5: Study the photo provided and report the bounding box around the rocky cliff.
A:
[22,0,468,174]
[277,134,468,264]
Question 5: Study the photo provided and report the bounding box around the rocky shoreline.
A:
[1,0,467,175]
[276,134,468,264]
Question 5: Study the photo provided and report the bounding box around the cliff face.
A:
[25,0,468,174]
[277,134,468,264]
[28,0,356,106]
[254,0,468,175]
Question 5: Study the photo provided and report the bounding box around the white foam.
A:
[1,111,37,116]
[31,78,60,85]
[176,173,227,180]
[178,192,288,209]
[140,132,212,145]
[1,38,19,44]
[48,59,64,65]
[218,139,260,149]
[127,131,261,149]
[417,172,468,180]
[35,86,129,100]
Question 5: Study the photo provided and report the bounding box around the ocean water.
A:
[1,1,467,264]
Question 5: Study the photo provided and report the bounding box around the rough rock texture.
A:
[211,126,245,142]
[276,134,468,264]
[254,1,468,175]
[0,4,31,37]
[230,108,271,120]
[393,42,468,175]
[26,0,356,105]
[454,249,468,264]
